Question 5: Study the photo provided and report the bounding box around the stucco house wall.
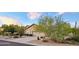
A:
[24,24,45,37]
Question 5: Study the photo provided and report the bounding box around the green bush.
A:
[71,36,79,42]
[25,34,33,36]
[13,35,19,38]
[36,16,71,42]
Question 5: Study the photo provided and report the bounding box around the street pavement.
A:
[0,40,35,46]
[0,36,36,46]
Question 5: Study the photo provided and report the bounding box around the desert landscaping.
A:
[0,12,79,46]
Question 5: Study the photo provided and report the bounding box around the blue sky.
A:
[0,12,79,27]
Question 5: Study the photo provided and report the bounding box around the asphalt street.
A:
[0,40,35,46]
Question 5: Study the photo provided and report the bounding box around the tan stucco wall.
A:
[25,25,37,34]
[24,25,45,36]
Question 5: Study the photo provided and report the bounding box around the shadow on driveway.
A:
[0,40,35,46]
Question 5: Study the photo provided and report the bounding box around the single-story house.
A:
[24,24,45,37]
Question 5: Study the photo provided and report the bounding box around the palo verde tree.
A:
[36,15,71,42]
[16,26,25,37]
[36,16,54,37]
[52,16,71,41]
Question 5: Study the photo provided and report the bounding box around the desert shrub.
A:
[36,16,71,42]
[71,36,79,42]
[25,34,33,36]
[40,36,44,38]
[13,35,19,38]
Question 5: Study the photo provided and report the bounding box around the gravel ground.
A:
[29,40,76,46]
[0,36,76,46]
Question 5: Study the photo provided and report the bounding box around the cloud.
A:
[27,12,42,19]
[0,16,22,26]
[54,12,65,16]
[58,12,65,15]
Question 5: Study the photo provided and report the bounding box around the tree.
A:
[1,24,17,36]
[8,25,17,35]
[36,16,54,37]
[1,24,25,37]
[71,21,79,36]
[2,24,8,32]
[16,26,25,37]
[36,16,71,42]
